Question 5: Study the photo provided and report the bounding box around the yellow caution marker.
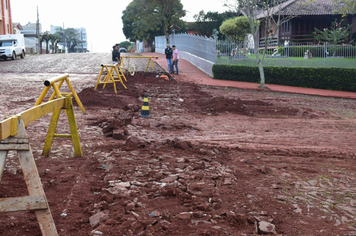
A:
[140,94,150,117]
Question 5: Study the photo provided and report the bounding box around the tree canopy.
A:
[333,0,356,15]
[122,0,186,43]
[219,16,250,41]
[119,41,133,49]
[193,10,240,38]
[55,27,78,53]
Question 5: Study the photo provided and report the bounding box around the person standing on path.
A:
[172,45,179,75]
[165,44,173,73]
[112,44,121,64]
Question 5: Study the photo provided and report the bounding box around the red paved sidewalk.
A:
[142,52,356,99]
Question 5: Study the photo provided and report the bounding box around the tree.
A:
[120,41,133,50]
[314,19,353,45]
[314,19,354,56]
[155,0,186,43]
[51,33,60,53]
[41,31,52,54]
[223,0,297,88]
[122,0,164,43]
[333,0,356,15]
[55,27,78,53]
[193,10,240,38]
[219,16,250,41]
[122,0,185,44]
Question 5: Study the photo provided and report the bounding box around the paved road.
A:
[143,52,356,100]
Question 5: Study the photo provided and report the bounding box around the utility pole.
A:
[63,22,66,53]
[81,30,83,53]
[36,6,40,54]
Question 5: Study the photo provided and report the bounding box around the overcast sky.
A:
[10,0,228,53]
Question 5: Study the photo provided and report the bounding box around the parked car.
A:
[120,48,126,53]
[0,34,26,60]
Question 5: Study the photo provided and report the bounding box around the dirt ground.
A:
[0,53,356,236]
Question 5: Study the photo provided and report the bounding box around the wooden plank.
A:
[0,151,7,182]
[0,144,29,151]
[0,117,14,141]
[0,137,28,144]
[65,96,83,157]
[65,77,86,114]
[42,108,61,157]
[19,98,66,127]
[0,196,48,212]
[15,120,58,235]
[0,98,66,141]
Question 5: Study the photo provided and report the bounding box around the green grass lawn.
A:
[216,56,356,69]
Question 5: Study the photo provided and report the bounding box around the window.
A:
[0,41,13,47]
[281,21,291,34]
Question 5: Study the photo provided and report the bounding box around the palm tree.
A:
[41,31,52,54]
[54,27,78,53]
[51,33,60,53]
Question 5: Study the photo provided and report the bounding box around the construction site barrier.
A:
[121,56,159,72]
[35,73,85,115]
[0,75,85,235]
[0,118,58,235]
[34,74,84,157]
[94,63,127,93]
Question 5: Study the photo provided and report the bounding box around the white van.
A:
[0,34,26,60]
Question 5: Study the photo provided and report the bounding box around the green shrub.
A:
[212,64,356,92]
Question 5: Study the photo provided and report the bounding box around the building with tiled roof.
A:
[278,0,339,16]
[258,0,356,44]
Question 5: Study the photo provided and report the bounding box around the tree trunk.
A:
[253,34,267,89]
[165,33,170,44]
[257,59,266,88]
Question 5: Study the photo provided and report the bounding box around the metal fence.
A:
[155,33,216,63]
[154,35,355,76]
[216,40,356,68]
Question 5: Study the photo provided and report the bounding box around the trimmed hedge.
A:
[212,64,356,92]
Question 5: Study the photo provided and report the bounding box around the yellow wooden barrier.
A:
[0,96,79,236]
[0,98,66,140]
[0,118,58,235]
[94,64,127,93]
[0,74,86,235]
[0,96,82,157]
[35,74,85,115]
[121,56,159,72]
[42,95,82,157]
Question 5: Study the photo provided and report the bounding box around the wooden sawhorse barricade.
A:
[0,118,58,235]
[120,56,159,73]
[94,63,127,94]
[0,74,85,235]
[35,74,85,157]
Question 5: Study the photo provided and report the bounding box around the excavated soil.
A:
[0,53,356,236]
